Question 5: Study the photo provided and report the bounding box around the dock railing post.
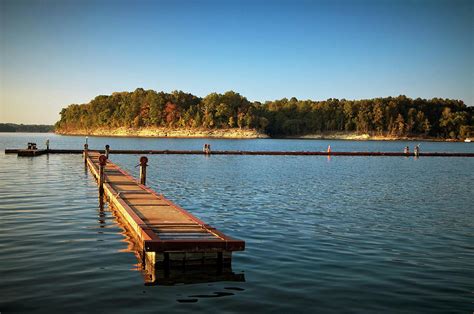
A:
[83,143,89,164]
[99,154,107,196]
[105,145,110,159]
[139,156,148,185]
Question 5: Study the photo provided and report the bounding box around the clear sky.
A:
[0,0,473,124]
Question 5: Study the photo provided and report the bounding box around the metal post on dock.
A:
[99,154,107,196]
[83,143,89,164]
[139,156,148,185]
[105,145,110,159]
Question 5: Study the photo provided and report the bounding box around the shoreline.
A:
[54,128,469,142]
[55,127,269,139]
[281,133,464,142]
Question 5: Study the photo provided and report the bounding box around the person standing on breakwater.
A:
[203,144,211,154]
[327,145,331,153]
[414,144,420,157]
[404,146,410,154]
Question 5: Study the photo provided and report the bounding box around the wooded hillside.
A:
[55,88,473,139]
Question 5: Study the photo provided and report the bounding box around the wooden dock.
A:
[5,148,474,157]
[85,152,245,270]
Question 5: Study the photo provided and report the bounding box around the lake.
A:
[1,133,473,313]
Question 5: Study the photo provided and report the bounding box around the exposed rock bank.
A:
[288,132,453,141]
[56,127,269,139]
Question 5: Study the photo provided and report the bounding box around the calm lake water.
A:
[1,133,473,313]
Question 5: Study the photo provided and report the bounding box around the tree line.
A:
[0,123,54,133]
[55,88,473,139]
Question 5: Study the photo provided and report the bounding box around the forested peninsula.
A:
[55,88,473,140]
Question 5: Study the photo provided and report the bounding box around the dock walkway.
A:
[86,152,244,269]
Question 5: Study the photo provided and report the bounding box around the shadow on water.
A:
[96,196,245,288]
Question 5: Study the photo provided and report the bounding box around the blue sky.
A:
[1,0,473,124]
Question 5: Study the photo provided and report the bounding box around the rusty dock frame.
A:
[85,152,245,271]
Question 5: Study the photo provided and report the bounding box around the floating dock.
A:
[15,149,48,157]
[85,152,245,270]
[5,148,474,157]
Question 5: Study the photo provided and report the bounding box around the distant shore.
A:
[54,128,471,142]
[284,132,463,142]
[55,127,269,139]
[0,123,54,133]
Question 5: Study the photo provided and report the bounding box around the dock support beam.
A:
[99,154,107,196]
[140,156,148,185]
[105,145,110,159]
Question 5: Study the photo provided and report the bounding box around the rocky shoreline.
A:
[55,127,269,139]
[288,132,460,142]
[55,128,468,142]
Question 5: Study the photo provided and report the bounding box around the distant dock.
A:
[15,149,48,157]
[5,148,474,157]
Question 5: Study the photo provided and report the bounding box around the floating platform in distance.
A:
[5,148,474,157]
[86,152,245,270]
[15,149,48,157]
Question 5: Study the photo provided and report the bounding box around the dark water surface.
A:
[1,134,473,313]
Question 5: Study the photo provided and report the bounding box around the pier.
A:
[85,151,245,271]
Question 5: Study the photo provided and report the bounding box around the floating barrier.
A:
[5,148,474,157]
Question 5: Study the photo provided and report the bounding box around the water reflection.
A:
[97,198,106,229]
[97,200,245,286]
[144,265,245,286]
[176,290,241,303]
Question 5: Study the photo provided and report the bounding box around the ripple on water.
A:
[1,136,473,313]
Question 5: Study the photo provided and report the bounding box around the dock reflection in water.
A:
[98,198,245,286]
[144,264,245,286]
